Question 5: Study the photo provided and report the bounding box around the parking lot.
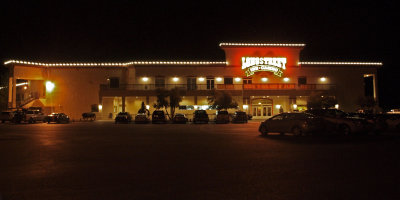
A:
[0,121,399,199]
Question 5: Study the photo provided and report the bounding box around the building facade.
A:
[4,43,382,120]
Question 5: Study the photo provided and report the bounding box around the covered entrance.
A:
[251,98,273,119]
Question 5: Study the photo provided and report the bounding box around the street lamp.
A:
[46,81,55,92]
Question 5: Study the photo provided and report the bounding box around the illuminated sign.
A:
[242,57,287,77]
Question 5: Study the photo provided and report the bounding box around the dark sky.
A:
[1,0,399,108]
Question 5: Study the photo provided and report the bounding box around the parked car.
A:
[232,111,248,123]
[135,113,150,124]
[1,111,15,123]
[25,110,46,123]
[115,112,132,124]
[152,110,167,124]
[45,113,70,124]
[193,110,209,124]
[305,109,372,135]
[215,110,230,124]
[258,113,325,136]
[172,113,188,124]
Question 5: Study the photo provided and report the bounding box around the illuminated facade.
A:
[3,43,382,119]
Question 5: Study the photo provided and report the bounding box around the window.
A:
[187,77,197,90]
[243,78,252,84]
[224,77,233,84]
[155,77,165,88]
[298,77,307,85]
[207,78,214,90]
[109,77,119,88]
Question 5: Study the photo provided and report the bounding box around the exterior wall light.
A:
[335,104,339,109]
[194,105,198,110]
[293,104,298,109]
[98,104,103,111]
[198,77,205,82]
[283,77,290,82]
[46,81,55,93]
[142,77,149,82]
[320,77,327,82]
[23,86,27,90]
[146,105,150,110]
[276,104,281,109]
[235,77,241,82]
[172,77,179,82]
[216,77,223,82]
[243,105,248,110]
[261,77,268,82]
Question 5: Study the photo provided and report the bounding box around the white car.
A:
[25,110,46,123]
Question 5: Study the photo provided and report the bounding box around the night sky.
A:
[1,1,398,108]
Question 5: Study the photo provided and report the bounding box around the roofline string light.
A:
[3,60,228,66]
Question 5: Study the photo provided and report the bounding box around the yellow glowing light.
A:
[98,105,103,111]
[194,105,198,110]
[320,77,327,82]
[261,77,268,82]
[172,77,179,82]
[283,77,290,82]
[23,86,27,90]
[142,77,149,82]
[216,77,223,82]
[243,105,248,109]
[146,105,150,110]
[276,105,281,109]
[198,77,205,82]
[335,104,339,109]
[46,81,55,92]
[293,104,298,109]
[235,77,241,82]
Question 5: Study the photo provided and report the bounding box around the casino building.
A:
[3,43,382,120]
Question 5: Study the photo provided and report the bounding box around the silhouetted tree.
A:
[169,87,183,119]
[138,101,150,116]
[207,89,238,110]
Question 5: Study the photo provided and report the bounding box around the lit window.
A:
[283,77,290,82]
[261,77,268,82]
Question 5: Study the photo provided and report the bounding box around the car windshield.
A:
[153,111,164,115]
[196,110,206,114]
[217,111,228,115]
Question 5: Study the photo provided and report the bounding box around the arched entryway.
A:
[251,98,273,119]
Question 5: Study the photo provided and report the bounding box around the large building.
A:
[3,43,382,120]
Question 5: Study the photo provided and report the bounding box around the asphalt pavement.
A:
[0,121,399,200]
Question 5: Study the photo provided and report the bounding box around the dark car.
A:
[115,112,132,124]
[135,113,150,124]
[45,113,70,124]
[152,110,167,124]
[305,109,372,135]
[1,111,15,123]
[258,113,325,136]
[172,113,188,124]
[215,110,230,124]
[193,110,209,124]
[232,111,248,123]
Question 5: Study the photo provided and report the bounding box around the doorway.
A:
[251,98,273,119]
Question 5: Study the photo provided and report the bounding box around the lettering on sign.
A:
[241,57,287,77]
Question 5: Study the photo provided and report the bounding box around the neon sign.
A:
[242,57,287,77]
